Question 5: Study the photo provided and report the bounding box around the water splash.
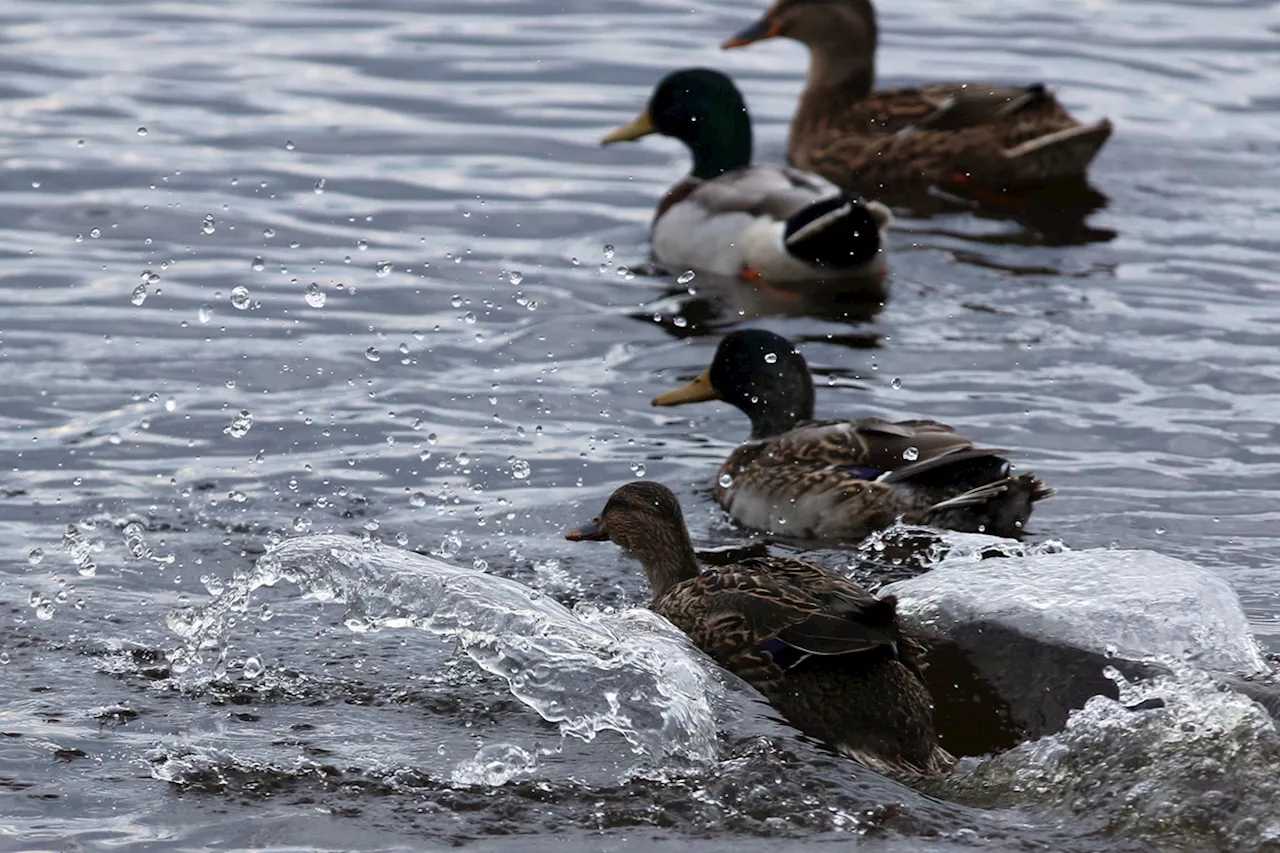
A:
[886,548,1268,675]
[451,743,538,787]
[165,535,724,764]
[950,669,1280,851]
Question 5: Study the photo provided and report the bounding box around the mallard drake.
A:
[567,480,951,775]
[601,68,891,293]
[653,329,1053,539]
[722,0,1113,193]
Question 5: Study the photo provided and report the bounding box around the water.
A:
[1,0,1278,850]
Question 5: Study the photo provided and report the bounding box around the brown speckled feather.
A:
[653,555,949,774]
[568,481,953,775]
[652,330,1053,539]
[792,84,1112,192]
[725,0,1111,192]
[715,417,1051,539]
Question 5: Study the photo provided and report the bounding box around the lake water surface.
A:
[3,0,1280,851]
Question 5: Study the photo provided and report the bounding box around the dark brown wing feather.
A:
[746,417,1001,482]
[657,557,899,670]
[790,83,1106,191]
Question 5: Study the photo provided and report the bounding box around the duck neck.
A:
[746,400,810,440]
[792,57,875,151]
[635,535,701,600]
[792,5,878,136]
[808,44,876,99]
[685,111,753,180]
[738,376,815,439]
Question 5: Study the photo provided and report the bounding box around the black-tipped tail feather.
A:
[783,194,881,269]
[926,472,1053,538]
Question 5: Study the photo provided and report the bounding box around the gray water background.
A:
[2,0,1280,850]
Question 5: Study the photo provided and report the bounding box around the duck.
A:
[566,480,952,775]
[601,68,891,295]
[652,329,1053,539]
[721,0,1113,194]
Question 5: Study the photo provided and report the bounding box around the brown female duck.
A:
[567,480,952,775]
[722,0,1113,193]
[653,329,1053,539]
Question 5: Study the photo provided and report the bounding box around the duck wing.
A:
[671,165,838,223]
[909,83,1063,131]
[834,84,1071,136]
[752,417,1009,485]
[683,558,899,658]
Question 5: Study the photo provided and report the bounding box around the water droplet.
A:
[903,446,919,461]
[130,282,149,306]
[436,533,462,559]
[292,516,311,533]
[509,270,524,285]
[375,261,393,278]
[510,459,531,480]
[890,377,902,390]
[629,461,646,477]
[251,256,265,272]
[455,451,471,466]
[365,347,381,362]
[304,283,326,308]
[677,270,696,285]
[313,178,326,194]
[718,473,734,488]
[603,244,615,259]
[230,286,250,310]
[136,127,148,136]
[462,311,476,324]
[198,304,213,324]
[263,228,276,239]
[409,491,428,508]
[450,294,463,308]
[242,656,263,680]
[764,352,778,364]
[26,548,43,565]
[225,410,254,438]
[201,214,215,235]
[89,227,101,239]
[356,239,368,252]
[0,652,9,664]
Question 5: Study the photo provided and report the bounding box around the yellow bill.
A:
[652,369,720,406]
[601,110,657,145]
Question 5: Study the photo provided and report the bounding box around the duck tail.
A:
[783,194,883,269]
[927,472,1053,538]
[1003,118,1114,182]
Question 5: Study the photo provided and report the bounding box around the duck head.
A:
[601,68,753,180]
[652,329,815,439]
[723,0,878,94]
[566,481,700,598]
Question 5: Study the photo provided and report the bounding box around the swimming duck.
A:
[567,480,951,775]
[653,329,1053,539]
[722,0,1113,193]
[601,68,891,293]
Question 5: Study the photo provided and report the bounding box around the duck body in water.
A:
[602,68,891,294]
[653,329,1053,539]
[567,481,952,775]
[722,0,1112,194]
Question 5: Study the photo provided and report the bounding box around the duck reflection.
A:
[885,177,1115,248]
[633,267,887,338]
